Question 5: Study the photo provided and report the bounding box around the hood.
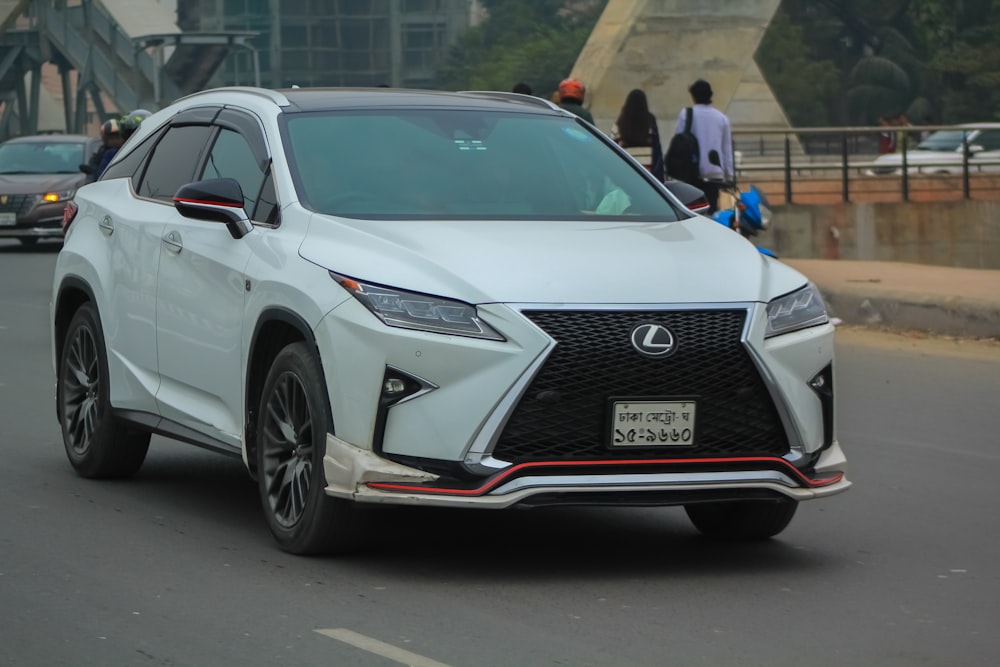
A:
[298,212,806,305]
[0,172,85,195]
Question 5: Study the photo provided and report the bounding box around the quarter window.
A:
[201,128,266,216]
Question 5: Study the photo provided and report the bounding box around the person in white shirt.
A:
[674,79,733,213]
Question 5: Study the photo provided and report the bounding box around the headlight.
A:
[765,283,829,338]
[331,273,505,341]
[41,190,75,203]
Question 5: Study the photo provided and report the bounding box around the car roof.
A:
[180,86,563,116]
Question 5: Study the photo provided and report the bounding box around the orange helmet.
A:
[558,78,585,101]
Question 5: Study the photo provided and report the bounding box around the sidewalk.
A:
[783,259,1000,339]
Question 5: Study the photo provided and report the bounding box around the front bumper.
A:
[323,434,850,508]
[0,201,66,238]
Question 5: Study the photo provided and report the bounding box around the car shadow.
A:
[0,240,62,254]
[81,439,839,579]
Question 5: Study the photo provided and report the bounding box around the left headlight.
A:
[331,273,505,341]
[765,283,829,338]
[41,190,75,203]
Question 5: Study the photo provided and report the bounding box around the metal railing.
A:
[731,125,1000,204]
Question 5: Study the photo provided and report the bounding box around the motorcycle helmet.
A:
[100,118,122,139]
[120,108,152,139]
[558,78,585,102]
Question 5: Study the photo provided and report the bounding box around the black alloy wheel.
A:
[57,302,150,478]
[257,342,359,554]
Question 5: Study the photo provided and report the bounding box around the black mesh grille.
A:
[491,309,789,462]
[0,194,36,216]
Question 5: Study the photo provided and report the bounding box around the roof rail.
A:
[458,90,561,112]
[174,86,291,107]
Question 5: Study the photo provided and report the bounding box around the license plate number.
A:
[0,212,15,226]
[611,401,696,446]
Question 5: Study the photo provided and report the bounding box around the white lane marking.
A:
[315,628,452,667]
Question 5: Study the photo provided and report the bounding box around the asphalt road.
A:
[2,239,999,667]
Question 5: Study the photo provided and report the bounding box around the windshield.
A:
[282,109,681,221]
[915,130,969,152]
[0,141,86,174]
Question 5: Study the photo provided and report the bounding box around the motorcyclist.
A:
[82,118,124,183]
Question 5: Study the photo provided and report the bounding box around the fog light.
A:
[809,374,826,390]
[383,378,407,395]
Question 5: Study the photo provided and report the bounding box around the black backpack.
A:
[665,107,701,184]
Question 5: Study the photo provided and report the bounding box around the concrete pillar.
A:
[570,0,790,137]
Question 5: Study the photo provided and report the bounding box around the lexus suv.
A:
[51,87,849,554]
[0,133,99,245]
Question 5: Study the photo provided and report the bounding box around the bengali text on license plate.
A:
[0,212,15,226]
[611,401,696,446]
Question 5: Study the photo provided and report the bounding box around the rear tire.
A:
[257,342,360,555]
[685,498,798,540]
[56,302,150,478]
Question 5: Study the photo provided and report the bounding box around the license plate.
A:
[611,400,696,446]
[0,212,15,226]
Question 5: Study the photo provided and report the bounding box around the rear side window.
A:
[101,126,166,183]
[137,125,214,201]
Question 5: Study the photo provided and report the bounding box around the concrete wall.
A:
[770,201,1000,269]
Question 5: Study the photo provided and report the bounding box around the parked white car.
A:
[868,123,1000,175]
[51,87,849,554]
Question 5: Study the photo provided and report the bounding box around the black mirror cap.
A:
[663,180,711,214]
[174,178,253,239]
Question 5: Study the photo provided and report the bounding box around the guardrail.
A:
[731,125,1000,204]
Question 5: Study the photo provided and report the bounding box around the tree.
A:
[436,0,606,96]
[756,9,840,126]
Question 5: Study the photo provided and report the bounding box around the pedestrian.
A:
[512,82,533,96]
[556,78,594,124]
[670,79,733,213]
[877,115,896,154]
[610,88,664,182]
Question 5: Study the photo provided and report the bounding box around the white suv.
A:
[52,87,849,554]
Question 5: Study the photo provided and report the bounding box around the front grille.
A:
[491,309,789,463]
[0,194,36,216]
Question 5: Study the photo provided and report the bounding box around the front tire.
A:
[257,342,359,555]
[56,302,150,478]
[685,498,798,540]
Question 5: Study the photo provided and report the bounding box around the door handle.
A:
[162,230,183,254]
[98,216,114,236]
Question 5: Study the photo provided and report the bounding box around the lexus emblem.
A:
[630,323,677,357]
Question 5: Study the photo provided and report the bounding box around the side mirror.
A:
[174,178,253,239]
[79,164,94,175]
[664,180,711,215]
[967,144,984,154]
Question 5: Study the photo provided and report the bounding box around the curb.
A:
[815,286,1000,339]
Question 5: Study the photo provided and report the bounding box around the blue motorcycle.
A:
[712,185,775,257]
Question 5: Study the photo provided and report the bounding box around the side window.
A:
[101,126,166,183]
[137,125,214,201]
[201,128,266,216]
[974,131,1000,151]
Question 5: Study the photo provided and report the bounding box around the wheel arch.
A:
[245,307,329,476]
[53,277,99,371]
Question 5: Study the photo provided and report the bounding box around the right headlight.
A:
[330,272,505,341]
[765,283,829,338]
